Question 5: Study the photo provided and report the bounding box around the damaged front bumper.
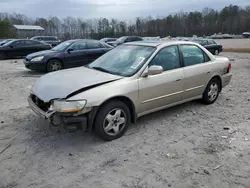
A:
[28,95,98,132]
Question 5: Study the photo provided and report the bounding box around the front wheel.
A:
[202,78,220,105]
[94,100,131,141]
[47,59,63,72]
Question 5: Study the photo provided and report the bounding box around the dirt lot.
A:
[0,53,250,188]
[215,39,250,49]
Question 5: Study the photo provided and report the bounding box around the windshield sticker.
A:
[131,57,145,69]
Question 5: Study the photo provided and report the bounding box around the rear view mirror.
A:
[142,65,163,77]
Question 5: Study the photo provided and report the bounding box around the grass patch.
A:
[224,48,250,53]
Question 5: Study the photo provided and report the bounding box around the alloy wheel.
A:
[208,83,219,101]
[49,61,62,71]
[103,108,127,136]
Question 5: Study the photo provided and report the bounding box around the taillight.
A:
[227,63,231,73]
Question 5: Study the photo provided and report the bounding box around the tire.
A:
[94,100,131,141]
[214,49,219,55]
[0,52,6,60]
[202,78,221,105]
[46,59,63,72]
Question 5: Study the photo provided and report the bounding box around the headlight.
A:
[31,56,44,62]
[51,100,87,113]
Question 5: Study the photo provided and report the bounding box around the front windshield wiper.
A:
[91,66,115,74]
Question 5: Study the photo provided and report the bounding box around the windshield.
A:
[52,40,74,51]
[88,45,156,76]
[117,37,127,42]
[2,40,14,46]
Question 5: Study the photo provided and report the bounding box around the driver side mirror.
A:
[142,65,163,77]
[9,45,14,48]
[66,48,73,53]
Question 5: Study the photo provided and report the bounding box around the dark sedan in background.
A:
[108,36,143,47]
[31,36,61,47]
[0,39,51,60]
[24,39,113,72]
[192,39,223,55]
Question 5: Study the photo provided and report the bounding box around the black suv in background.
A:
[108,36,143,47]
[31,36,61,47]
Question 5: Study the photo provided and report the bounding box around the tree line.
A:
[0,4,250,40]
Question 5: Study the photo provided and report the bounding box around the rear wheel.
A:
[94,100,131,141]
[47,59,63,72]
[202,78,220,104]
[0,52,6,60]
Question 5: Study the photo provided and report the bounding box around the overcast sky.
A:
[0,0,249,20]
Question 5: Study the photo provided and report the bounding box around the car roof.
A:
[125,40,199,47]
[64,39,101,43]
[32,36,58,38]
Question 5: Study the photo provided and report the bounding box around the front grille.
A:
[31,94,51,112]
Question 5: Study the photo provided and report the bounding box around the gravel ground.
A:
[215,39,250,49]
[0,53,250,188]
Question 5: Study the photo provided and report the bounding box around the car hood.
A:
[26,50,59,59]
[32,67,122,102]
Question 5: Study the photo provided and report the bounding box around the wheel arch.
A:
[46,58,64,69]
[91,95,137,131]
[207,75,222,92]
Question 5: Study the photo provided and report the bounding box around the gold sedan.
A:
[28,41,232,141]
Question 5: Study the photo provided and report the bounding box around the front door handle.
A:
[207,71,211,74]
[176,79,181,82]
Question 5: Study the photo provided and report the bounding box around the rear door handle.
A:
[176,79,181,82]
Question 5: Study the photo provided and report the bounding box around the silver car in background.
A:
[28,41,232,141]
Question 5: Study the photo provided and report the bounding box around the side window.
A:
[149,45,181,71]
[207,40,214,45]
[71,41,87,51]
[180,45,209,66]
[130,37,138,42]
[87,40,103,49]
[24,40,40,45]
[13,40,24,46]
[48,37,56,41]
[124,37,132,42]
[135,37,142,41]
[200,40,208,45]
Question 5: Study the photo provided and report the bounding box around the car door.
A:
[8,40,27,57]
[204,40,216,53]
[85,40,107,63]
[180,44,212,100]
[23,40,42,55]
[138,45,185,114]
[63,41,88,68]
